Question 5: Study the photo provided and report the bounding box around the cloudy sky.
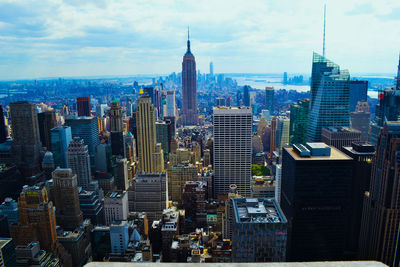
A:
[0,0,399,80]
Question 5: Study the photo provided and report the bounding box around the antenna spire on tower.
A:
[323,4,326,57]
[186,26,191,53]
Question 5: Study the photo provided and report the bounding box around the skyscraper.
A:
[110,100,123,132]
[0,105,7,144]
[143,87,155,106]
[110,100,125,157]
[370,56,400,147]
[209,61,214,76]
[64,116,100,167]
[349,80,368,112]
[67,137,92,189]
[77,97,91,117]
[213,107,252,197]
[181,29,198,125]
[396,53,400,91]
[307,53,350,142]
[110,221,129,254]
[10,184,57,252]
[136,95,162,172]
[52,168,83,231]
[156,121,169,161]
[265,87,274,113]
[275,116,290,153]
[129,172,167,223]
[321,126,361,151]
[281,143,353,261]
[369,88,400,146]
[51,126,72,168]
[350,101,371,142]
[270,117,277,159]
[243,85,250,107]
[359,122,400,265]
[37,109,56,151]
[342,142,375,259]
[166,91,176,118]
[289,99,309,144]
[9,101,42,177]
[231,198,287,262]
[104,191,128,225]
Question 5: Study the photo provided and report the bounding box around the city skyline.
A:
[0,0,399,80]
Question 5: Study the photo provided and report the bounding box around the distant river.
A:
[230,75,378,99]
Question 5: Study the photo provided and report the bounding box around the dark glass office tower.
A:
[265,87,274,113]
[281,143,353,261]
[77,97,91,117]
[38,109,56,150]
[349,80,368,112]
[307,53,350,142]
[289,99,309,144]
[342,142,375,259]
[359,123,400,266]
[243,85,250,107]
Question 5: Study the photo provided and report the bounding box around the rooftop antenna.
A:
[323,4,326,57]
[188,26,190,40]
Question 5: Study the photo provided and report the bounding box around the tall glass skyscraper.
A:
[50,126,72,168]
[64,116,100,167]
[307,53,350,142]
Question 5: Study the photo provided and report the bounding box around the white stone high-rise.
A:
[67,137,92,189]
[213,107,252,197]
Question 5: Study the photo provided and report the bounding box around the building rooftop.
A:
[233,198,287,224]
[286,145,352,161]
[343,142,375,155]
[213,106,252,114]
[325,126,361,133]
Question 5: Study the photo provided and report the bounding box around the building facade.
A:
[213,107,252,197]
[359,123,400,266]
[307,53,350,142]
[9,101,42,176]
[321,126,361,151]
[77,97,91,117]
[350,101,371,142]
[51,126,72,168]
[64,116,99,167]
[349,80,368,112]
[104,191,129,225]
[231,198,287,262]
[281,143,353,261]
[67,137,92,189]
[265,87,274,114]
[181,32,198,125]
[128,172,167,223]
[289,99,309,144]
[52,168,83,231]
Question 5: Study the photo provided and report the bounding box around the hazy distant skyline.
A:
[0,0,399,80]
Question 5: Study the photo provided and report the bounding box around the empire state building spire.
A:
[185,27,193,57]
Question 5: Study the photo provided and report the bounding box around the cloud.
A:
[0,0,399,79]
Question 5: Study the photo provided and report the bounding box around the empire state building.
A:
[181,29,198,125]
